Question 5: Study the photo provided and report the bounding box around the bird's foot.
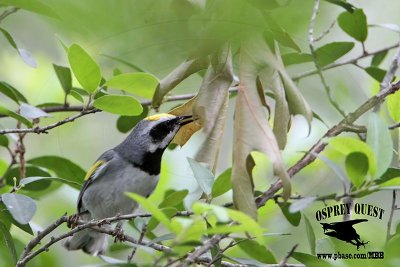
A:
[67,213,80,229]
[113,224,125,243]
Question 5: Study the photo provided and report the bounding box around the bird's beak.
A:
[177,115,195,126]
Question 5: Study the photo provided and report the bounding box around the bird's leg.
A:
[113,221,126,243]
[67,213,80,228]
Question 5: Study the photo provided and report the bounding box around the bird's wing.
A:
[77,150,115,212]
[329,219,368,226]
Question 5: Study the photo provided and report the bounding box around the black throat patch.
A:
[131,148,165,176]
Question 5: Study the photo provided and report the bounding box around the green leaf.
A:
[0,0,58,18]
[323,0,355,12]
[68,44,101,93]
[0,135,9,147]
[0,27,37,68]
[70,89,84,103]
[371,50,388,66]
[126,193,175,232]
[1,193,36,224]
[338,9,368,42]
[53,64,72,94]
[379,177,400,190]
[20,103,51,120]
[101,54,146,72]
[0,221,17,265]
[0,160,7,177]
[0,105,32,127]
[367,113,393,178]
[187,158,214,196]
[379,168,400,183]
[0,81,27,104]
[20,176,82,190]
[237,239,277,263]
[211,168,232,198]
[116,105,149,133]
[345,152,369,187]
[264,16,301,52]
[104,73,159,99]
[292,252,333,267]
[28,156,86,184]
[330,137,377,176]
[0,202,33,235]
[159,190,188,208]
[281,53,313,66]
[278,202,301,226]
[289,197,317,213]
[365,66,386,82]
[4,165,52,191]
[94,95,143,116]
[304,215,316,255]
[147,207,177,231]
[387,92,400,122]
[315,42,355,67]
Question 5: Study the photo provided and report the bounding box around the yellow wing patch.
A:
[145,113,175,121]
[84,160,106,181]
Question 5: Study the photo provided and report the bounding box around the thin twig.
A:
[386,190,397,241]
[279,244,298,267]
[0,7,19,23]
[182,234,226,267]
[314,20,335,42]
[308,0,346,117]
[256,80,400,207]
[292,43,399,81]
[374,44,400,112]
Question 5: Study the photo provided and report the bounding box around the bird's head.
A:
[120,113,194,153]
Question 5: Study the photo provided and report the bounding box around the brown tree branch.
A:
[256,80,400,207]
[386,190,397,241]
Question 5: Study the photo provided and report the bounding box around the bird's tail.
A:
[64,228,108,255]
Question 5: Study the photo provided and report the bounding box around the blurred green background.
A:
[1,0,400,266]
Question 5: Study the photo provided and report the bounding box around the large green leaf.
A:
[371,50,388,67]
[282,53,313,66]
[68,44,101,93]
[158,190,188,209]
[20,103,50,120]
[0,135,9,147]
[366,113,393,179]
[304,216,316,255]
[0,203,33,235]
[338,9,368,42]
[0,27,37,68]
[116,105,149,133]
[0,105,32,127]
[365,67,386,82]
[93,95,143,116]
[211,168,232,198]
[0,221,17,266]
[53,64,72,94]
[237,239,277,263]
[187,158,214,196]
[28,156,86,184]
[329,137,377,176]
[387,91,400,122]
[0,82,27,104]
[315,42,355,67]
[278,202,301,226]
[2,193,36,225]
[104,73,159,99]
[20,176,82,190]
[345,152,369,187]
[0,0,58,18]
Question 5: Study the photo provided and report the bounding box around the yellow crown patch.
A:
[145,113,175,121]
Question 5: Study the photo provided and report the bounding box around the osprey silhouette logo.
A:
[320,219,369,250]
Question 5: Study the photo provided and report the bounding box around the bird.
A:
[64,113,194,255]
[321,219,369,250]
